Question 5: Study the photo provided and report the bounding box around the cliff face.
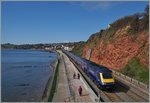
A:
[83,30,148,70]
[82,8,149,71]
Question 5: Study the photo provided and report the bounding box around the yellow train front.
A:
[99,72,115,89]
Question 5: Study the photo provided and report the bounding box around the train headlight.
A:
[102,82,105,85]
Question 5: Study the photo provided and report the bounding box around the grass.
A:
[139,70,149,84]
[72,48,83,57]
[48,59,60,102]
[73,50,83,57]
[120,57,149,85]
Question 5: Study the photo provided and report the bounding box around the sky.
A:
[1,1,149,44]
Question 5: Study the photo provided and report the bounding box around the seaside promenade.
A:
[52,51,95,102]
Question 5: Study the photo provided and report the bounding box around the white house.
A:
[64,46,73,51]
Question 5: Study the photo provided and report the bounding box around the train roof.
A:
[67,51,112,73]
[81,58,112,73]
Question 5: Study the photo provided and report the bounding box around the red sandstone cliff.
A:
[83,30,148,70]
[82,9,149,70]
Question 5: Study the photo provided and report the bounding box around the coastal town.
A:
[1,41,84,51]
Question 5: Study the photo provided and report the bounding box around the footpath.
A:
[52,50,95,102]
[52,51,70,102]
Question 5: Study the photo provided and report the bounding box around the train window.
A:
[89,62,100,67]
[97,73,99,78]
[102,72,112,79]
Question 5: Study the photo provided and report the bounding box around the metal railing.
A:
[112,70,149,91]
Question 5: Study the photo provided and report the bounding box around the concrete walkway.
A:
[52,51,71,102]
[52,50,95,102]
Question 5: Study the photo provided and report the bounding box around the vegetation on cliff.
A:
[71,41,85,56]
[120,57,149,84]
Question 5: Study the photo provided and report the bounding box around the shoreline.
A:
[41,54,59,102]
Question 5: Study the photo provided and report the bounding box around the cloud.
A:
[63,40,69,43]
[78,1,114,11]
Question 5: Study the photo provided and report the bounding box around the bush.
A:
[121,57,149,84]
[128,16,139,34]
[71,42,85,56]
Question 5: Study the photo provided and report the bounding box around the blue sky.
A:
[2,1,148,44]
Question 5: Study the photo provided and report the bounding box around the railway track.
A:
[65,53,149,102]
[115,81,148,102]
[103,91,123,102]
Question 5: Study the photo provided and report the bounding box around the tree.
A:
[129,15,139,34]
[141,5,149,30]
[144,5,149,15]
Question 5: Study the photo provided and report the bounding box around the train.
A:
[62,50,115,89]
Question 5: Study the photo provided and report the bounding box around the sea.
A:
[1,49,58,102]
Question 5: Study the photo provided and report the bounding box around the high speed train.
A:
[63,50,115,89]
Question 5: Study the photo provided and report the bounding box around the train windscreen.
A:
[102,72,112,79]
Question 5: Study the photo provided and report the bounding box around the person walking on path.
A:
[73,72,76,79]
[77,73,80,79]
[78,86,83,96]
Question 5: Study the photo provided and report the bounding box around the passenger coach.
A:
[63,50,115,89]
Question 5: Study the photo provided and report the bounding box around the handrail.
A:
[112,70,149,90]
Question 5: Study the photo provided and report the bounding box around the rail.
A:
[112,70,149,92]
[112,70,149,101]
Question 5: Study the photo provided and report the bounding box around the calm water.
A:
[1,49,58,102]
